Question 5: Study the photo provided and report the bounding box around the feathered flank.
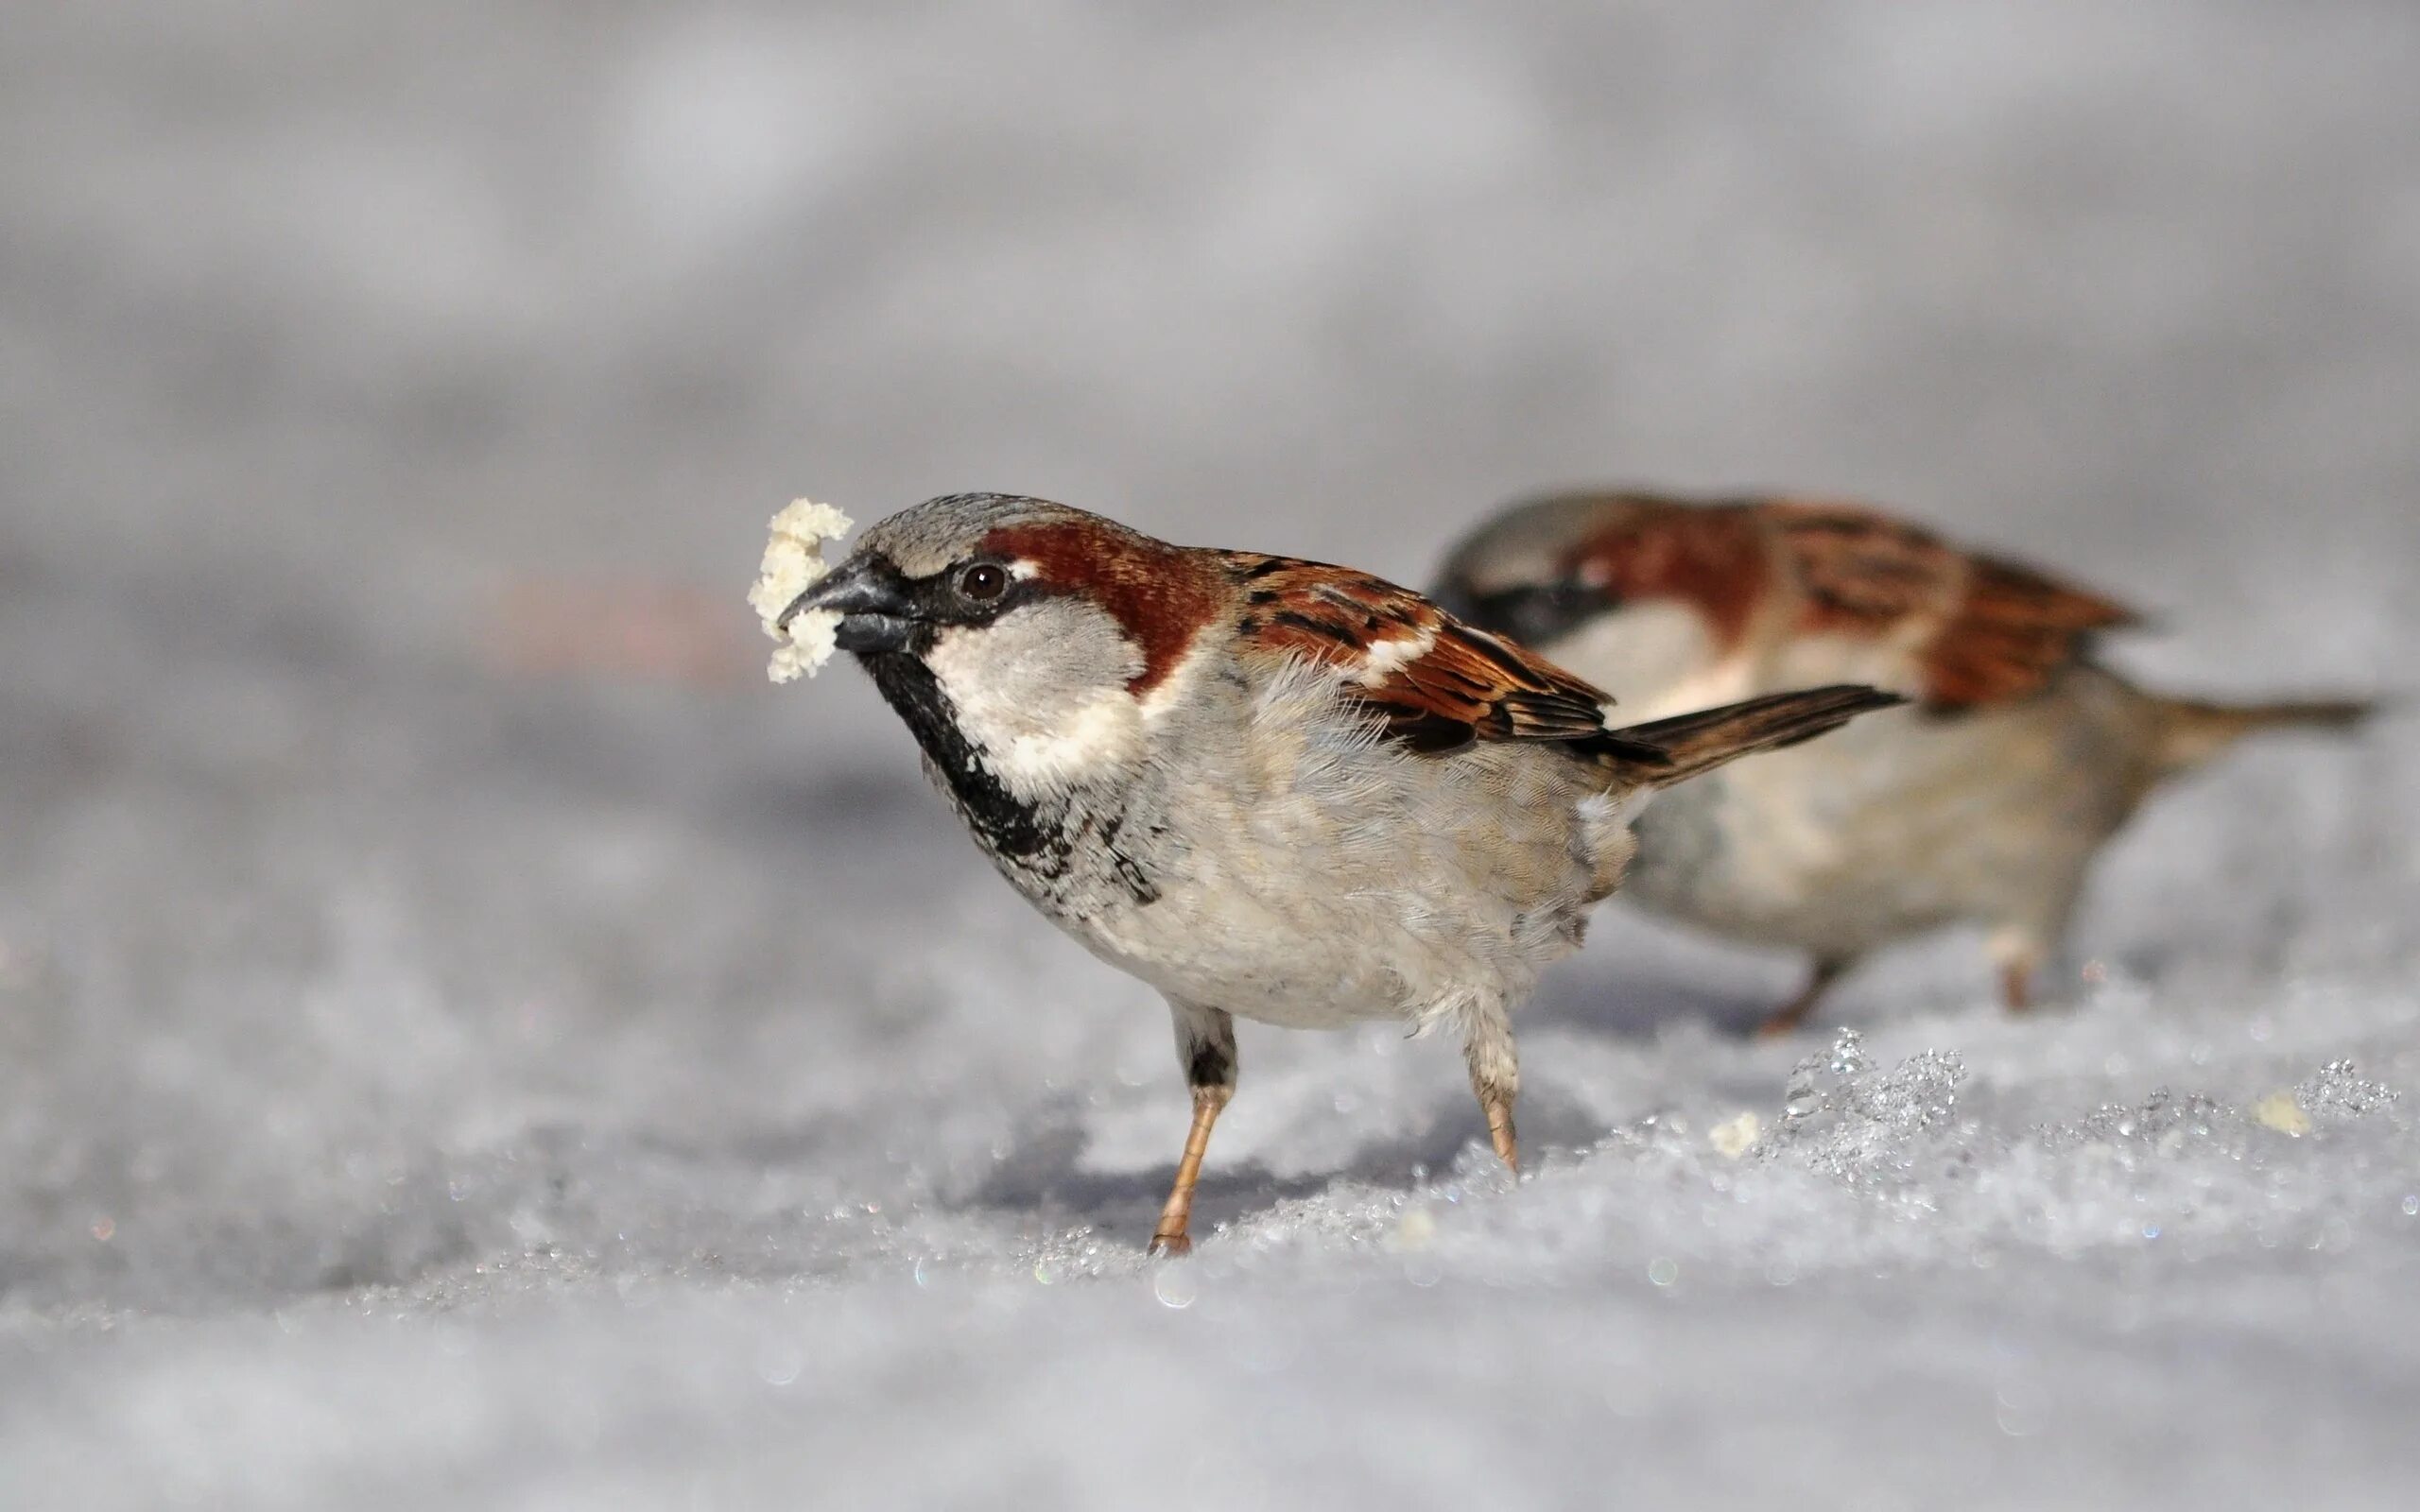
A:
[1222,556,1667,760]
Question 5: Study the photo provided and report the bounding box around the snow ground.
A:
[3,2,2418,1506]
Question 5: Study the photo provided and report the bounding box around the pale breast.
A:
[1063,662,1624,1030]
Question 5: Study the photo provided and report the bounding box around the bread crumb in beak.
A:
[747,500,854,683]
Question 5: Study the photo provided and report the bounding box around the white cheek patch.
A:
[1547,601,1734,722]
[924,627,1145,794]
[992,694,1146,789]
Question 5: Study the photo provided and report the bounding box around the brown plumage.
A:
[781,493,1900,1251]
[1763,501,2139,708]
[1546,494,2140,711]
[1225,557,1673,759]
[1435,489,2376,1033]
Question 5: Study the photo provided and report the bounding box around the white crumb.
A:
[2252,1090,2312,1136]
[1707,1109,1762,1159]
[747,500,854,682]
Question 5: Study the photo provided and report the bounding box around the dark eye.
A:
[958,562,1009,601]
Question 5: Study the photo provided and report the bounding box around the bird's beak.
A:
[778,554,920,654]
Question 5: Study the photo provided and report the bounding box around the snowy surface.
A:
[4,2,2419,1507]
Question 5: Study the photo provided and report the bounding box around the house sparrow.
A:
[778,493,1900,1252]
[1432,490,2376,1036]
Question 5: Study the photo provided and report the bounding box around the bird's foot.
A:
[1147,1228,1194,1259]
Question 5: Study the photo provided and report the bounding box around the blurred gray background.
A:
[4,3,2417,1508]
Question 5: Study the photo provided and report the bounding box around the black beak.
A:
[779,555,920,654]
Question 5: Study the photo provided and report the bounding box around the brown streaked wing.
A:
[1225,556,1647,756]
[1765,501,2139,710]
[1924,553,2141,709]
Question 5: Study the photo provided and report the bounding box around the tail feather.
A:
[1604,684,1905,787]
[2153,696,2375,778]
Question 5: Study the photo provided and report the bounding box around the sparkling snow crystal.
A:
[2294,1058,2401,1121]
[748,499,855,682]
[1768,1028,1968,1187]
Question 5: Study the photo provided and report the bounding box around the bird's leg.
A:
[1151,1002,1236,1257]
[1479,1085,1519,1173]
[1150,1088,1229,1257]
[1755,956,1850,1040]
[1989,884,2086,1016]
[1986,922,2055,1015]
[1463,1005,1521,1175]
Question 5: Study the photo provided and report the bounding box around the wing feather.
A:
[1768,501,2139,710]
[1225,555,1663,760]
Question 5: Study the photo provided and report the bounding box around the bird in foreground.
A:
[1433,490,2376,1037]
[780,493,1900,1253]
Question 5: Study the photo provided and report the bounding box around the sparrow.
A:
[1431,490,2376,1036]
[779,493,1900,1252]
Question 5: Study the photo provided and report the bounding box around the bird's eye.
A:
[958,562,1009,602]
